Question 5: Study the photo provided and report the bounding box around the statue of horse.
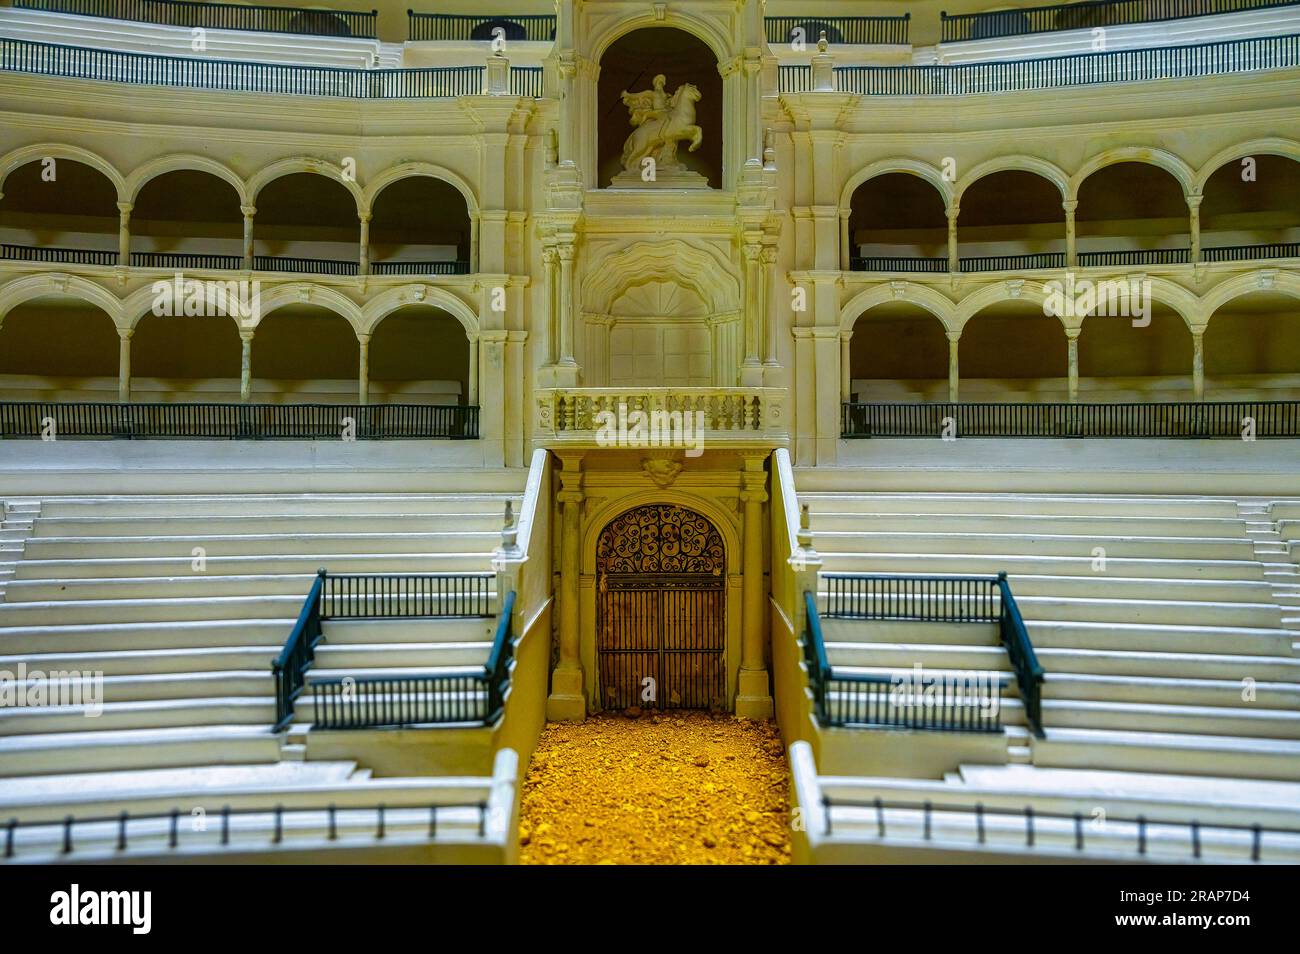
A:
[619,82,704,174]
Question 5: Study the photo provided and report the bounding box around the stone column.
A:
[117,328,132,403]
[839,332,852,403]
[762,245,780,368]
[358,213,371,276]
[1187,193,1203,264]
[239,331,254,403]
[467,333,479,405]
[946,206,960,274]
[741,242,763,383]
[542,245,559,364]
[1063,199,1078,268]
[557,243,577,367]
[470,214,480,273]
[117,202,132,267]
[241,205,256,270]
[357,333,370,405]
[1192,330,1205,401]
[947,330,961,403]
[548,455,586,721]
[840,211,852,272]
[737,456,774,720]
[1066,329,1080,404]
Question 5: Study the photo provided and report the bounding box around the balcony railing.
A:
[534,388,788,447]
[407,12,557,42]
[851,255,949,273]
[764,15,911,46]
[1077,248,1190,266]
[960,252,1066,272]
[1,243,117,266]
[0,402,480,440]
[254,255,358,276]
[846,244,1296,273]
[1203,241,1300,261]
[780,33,1300,95]
[842,401,1300,438]
[14,0,379,39]
[941,0,1300,43]
[371,260,472,275]
[0,38,493,98]
[131,251,243,269]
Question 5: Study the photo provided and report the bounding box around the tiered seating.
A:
[0,489,520,862]
[798,491,1300,861]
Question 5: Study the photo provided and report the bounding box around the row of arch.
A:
[839,139,1300,211]
[0,145,480,216]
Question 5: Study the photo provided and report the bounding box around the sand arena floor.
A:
[518,711,792,865]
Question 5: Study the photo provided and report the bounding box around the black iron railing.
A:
[1,243,117,266]
[1077,248,1190,266]
[1203,242,1300,261]
[15,0,378,38]
[407,12,556,42]
[0,402,479,440]
[320,572,495,619]
[273,568,325,731]
[371,260,472,275]
[0,38,487,97]
[941,0,1300,43]
[764,15,911,46]
[274,571,501,730]
[2,801,488,860]
[841,401,1300,439]
[961,252,1066,272]
[308,589,515,730]
[509,65,544,97]
[850,256,949,273]
[780,34,1300,95]
[820,795,1299,862]
[254,255,358,275]
[803,583,1037,733]
[131,251,244,269]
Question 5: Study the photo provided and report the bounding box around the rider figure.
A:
[644,74,671,124]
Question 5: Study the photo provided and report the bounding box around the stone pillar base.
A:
[735,668,774,720]
[739,363,765,387]
[546,666,587,721]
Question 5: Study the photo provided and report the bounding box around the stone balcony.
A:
[533,388,788,451]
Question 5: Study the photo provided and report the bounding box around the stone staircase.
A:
[800,491,1300,861]
[0,488,522,863]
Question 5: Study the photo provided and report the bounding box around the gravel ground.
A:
[518,710,791,865]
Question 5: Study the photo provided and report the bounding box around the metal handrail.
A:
[941,0,1300,43]
[15,0,379,39]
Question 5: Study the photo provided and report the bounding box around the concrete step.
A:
[30,512,505,537]
[809,511,1252,538]
[1044,673,1300,708]
[0,619,293,653]
[1042,699,1300,739]
[0,725,283,777]
[312,642,492,669]
[35,493,518,519]
[1025,619,1293,656]
[23,531,500,559]
[813,530,1256,560]
[1035,647,1300,681]
[1016,595,1283,628]
[819,551,1264,581]
[1033,727,1300,781]
[47,670,273,702]
[800,493,1242,518]
[14,551,493,581]
[0,697,276,735]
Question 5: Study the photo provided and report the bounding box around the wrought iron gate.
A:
[596,505,726,709]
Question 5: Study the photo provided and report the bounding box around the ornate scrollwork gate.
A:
[596,504,726,710]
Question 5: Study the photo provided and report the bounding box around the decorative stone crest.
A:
[641,456,684,488]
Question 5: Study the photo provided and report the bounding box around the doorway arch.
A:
[595,504,726,710]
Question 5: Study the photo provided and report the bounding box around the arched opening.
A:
[253,173,359,275]
[1200,155,1300,261]
[1204,292,1300,400]
[848,305,949,402]
[370,306,472,406]
[597,28,723,189]
[1078,306,1193,401]
[251,307,358,403]
[1075,162,1189,266]
[370,177,472,276]
[959,302,1068,402]
[130,310,242,402]
[847,173,948,272]
[0,299,118,401]
[595,504,726,711]
[0,159,119,265]
[131,170,243,269]
[470,18,529,41]
[958,170,1065,272]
